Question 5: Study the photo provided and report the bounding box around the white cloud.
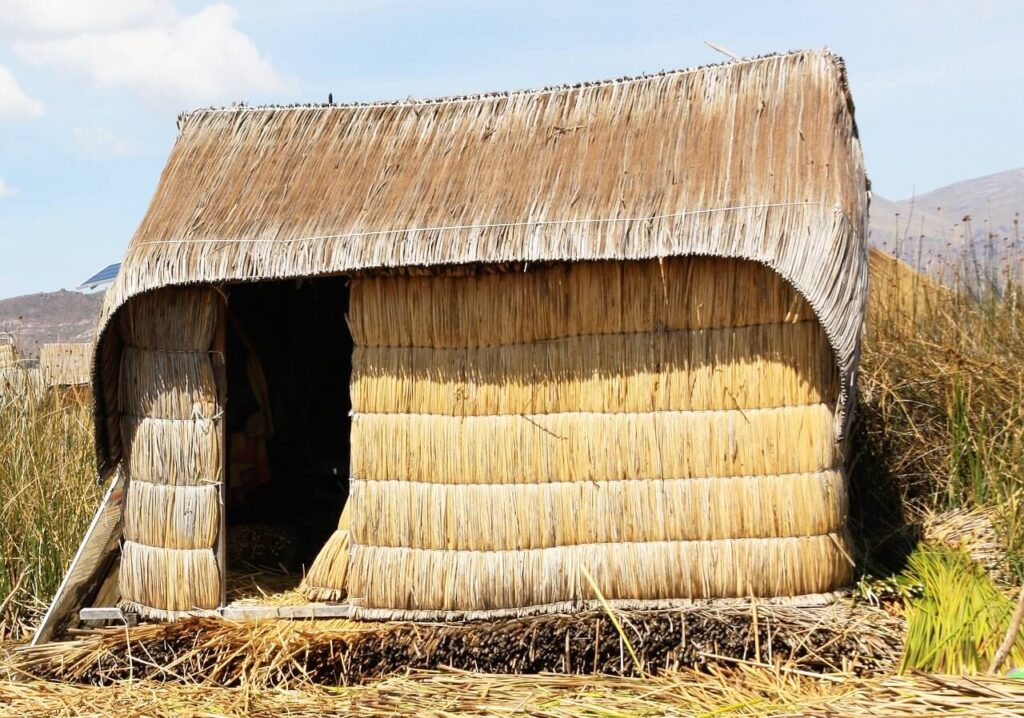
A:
[72,126,142,159]
[0,178,18,198]
[0,0,176,37]
[0,64,43,120]
[10,3,292,111]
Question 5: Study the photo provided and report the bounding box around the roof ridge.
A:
[176,48,837,129]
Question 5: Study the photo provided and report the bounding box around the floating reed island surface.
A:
[3,669,1024,718]
[9,601,903,686]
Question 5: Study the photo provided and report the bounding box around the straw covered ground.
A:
[6,601,903,686]
[3,669,1024,718]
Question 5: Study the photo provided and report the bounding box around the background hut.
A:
[39,342,93,388]
[0,338,16,370]
[62,49,867,624]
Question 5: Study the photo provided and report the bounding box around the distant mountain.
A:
[869,168,1023,269]
[0,290,104,361]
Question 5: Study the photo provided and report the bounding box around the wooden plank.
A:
[32,472,126,645]
[79,603,356,622]
[211,289,228,610]
[221,604,356,620]
[79,607,129,622]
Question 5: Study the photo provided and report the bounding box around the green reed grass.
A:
[900,546,1024,673]
[0,382,99,640]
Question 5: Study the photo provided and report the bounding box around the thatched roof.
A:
[94,49,868,475]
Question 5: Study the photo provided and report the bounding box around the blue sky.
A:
[0,0,1021,298]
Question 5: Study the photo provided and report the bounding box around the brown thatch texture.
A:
[39,342,92,387]
[117,287,223,618]
[305,257,851,616]
[92,49,868,476]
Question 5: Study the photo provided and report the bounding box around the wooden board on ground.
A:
[79,603,357,622]
[32,472,125,645]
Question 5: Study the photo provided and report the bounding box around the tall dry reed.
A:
[0,383,98,641]
[857,248,1024,578]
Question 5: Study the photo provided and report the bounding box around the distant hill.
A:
[0,290,104,361]
[869,168,1023,269]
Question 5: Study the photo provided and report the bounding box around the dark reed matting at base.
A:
[14,603,903,686]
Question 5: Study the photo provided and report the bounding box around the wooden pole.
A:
[211,287,229,609]
[990,584,1024,674]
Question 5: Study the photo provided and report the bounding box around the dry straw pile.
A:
[4,669,1023,718]
[304,257,853,616]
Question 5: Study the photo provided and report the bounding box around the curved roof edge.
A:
[92,201,867,477]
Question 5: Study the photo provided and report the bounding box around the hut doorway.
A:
[223,277,353,597]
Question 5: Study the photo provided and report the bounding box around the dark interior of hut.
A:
[223,276,352,599]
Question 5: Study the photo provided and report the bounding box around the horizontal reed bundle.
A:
[348,470,847,551]
[351,404,840,484]
[345,533,854,611]
[119,542,221,613]
[119,347,217,419]
[119,287,219,351]
[352,320,839,416]
[349,258,815,349]
[120,416,221,486]
[123,481,220,550]
[38,342,92,387]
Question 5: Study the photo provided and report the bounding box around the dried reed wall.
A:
[39,343,93,387]
[117,288,224,618]
[0,343,16,369]
[305,257,852,617]
[867,247,949,331]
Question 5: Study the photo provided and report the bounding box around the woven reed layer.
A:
[346,535,853,611]
[306,257,851,615]
[39,342,92,387]
[351,322,838,416]
[93,49,868,478]
[118,288,223,617]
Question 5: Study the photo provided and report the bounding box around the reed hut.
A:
[39,342,93,388]
[0,338,15,369]
[75,49,867,623]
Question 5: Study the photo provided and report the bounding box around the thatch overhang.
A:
[93,48,868,478]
